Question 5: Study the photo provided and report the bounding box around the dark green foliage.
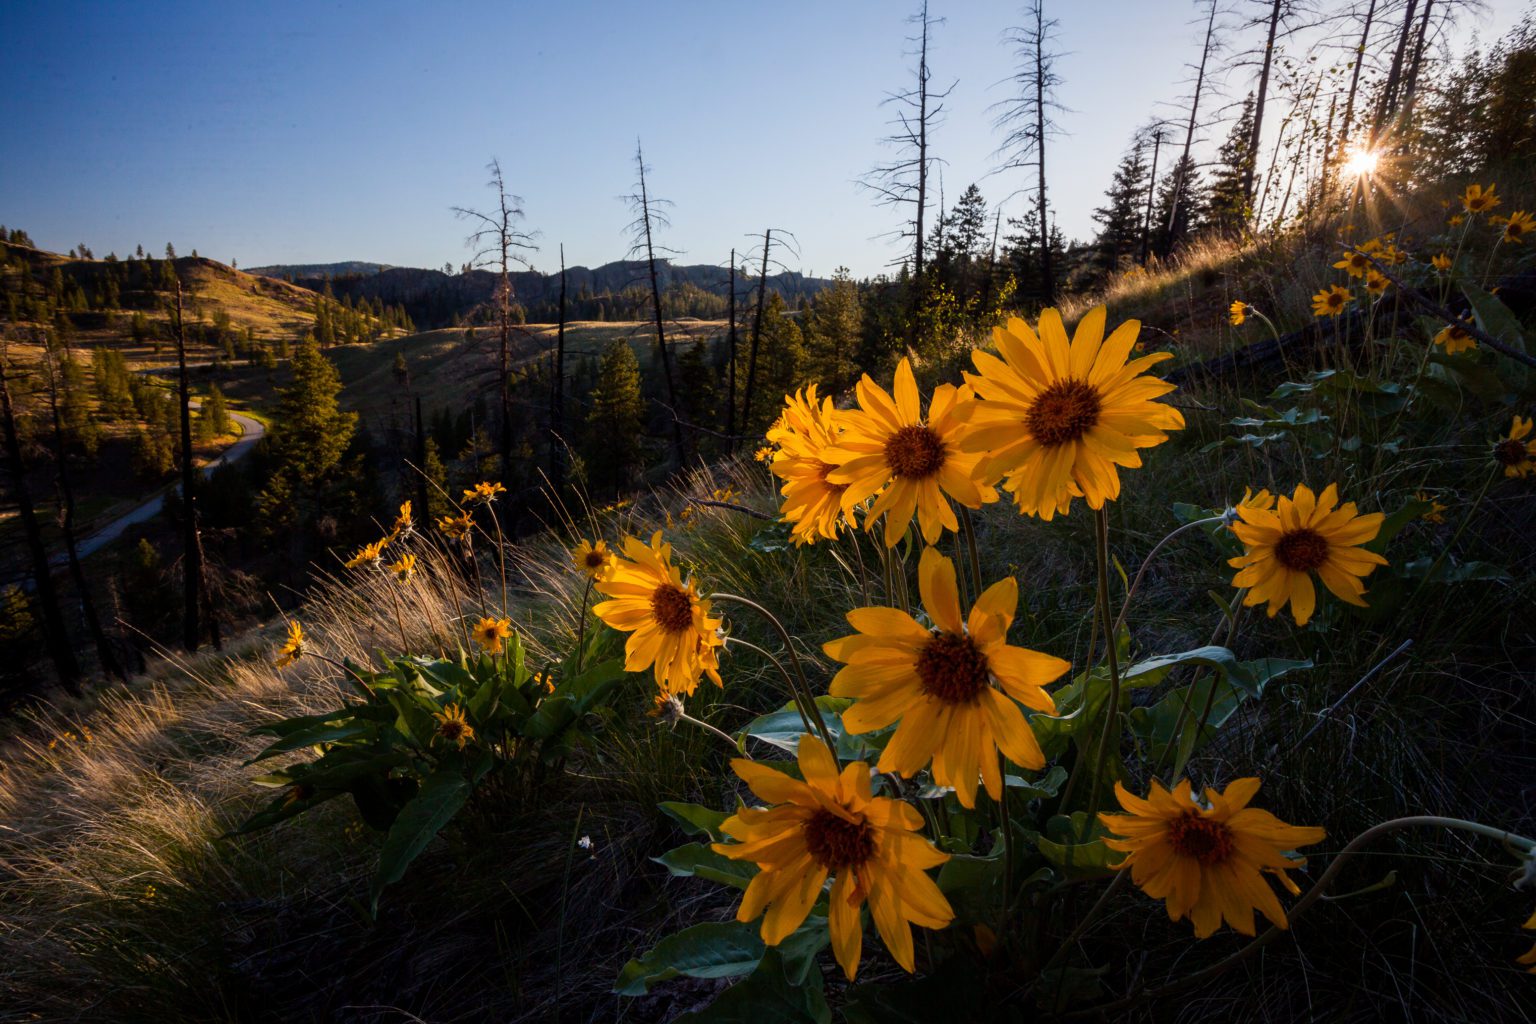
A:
[583,339,645,492]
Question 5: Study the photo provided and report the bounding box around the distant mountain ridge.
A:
[247,259,834,327]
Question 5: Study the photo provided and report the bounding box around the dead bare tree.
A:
[1166,0,1223,240]
[725,248,739,451]
[623,140,686,468]
[993,0,1066,304]
[861,1,952,343]
[171,278,202,653]
[39,338,124,680]
[0,347,80,692]
[550,243,567,485]
[739,229,798,434]
[1338,0,1381,151]
[1139,123,1170,265]
[1239,1,1312,213]
[453,159,538,488]
[1372,0,1421,140]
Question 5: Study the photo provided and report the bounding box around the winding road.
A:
[61,409,265,561]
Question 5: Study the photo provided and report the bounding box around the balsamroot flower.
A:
[433,703,475,749]
[824,358,992,547]
[390,501,414,540]
[274,621,304,669]
[1229,301,1248,326]
[1364,269,1390,296]
[592,531,723,695]
[1434,323,1477,354]
[767,385,857,545]
[1495,416,1536,478]
[1099,777,1325,939]
[1501,210,1534,244]
[344,537,389,569]
[960,306,1184,521]
[572,538,615,579]
[1431,252,1452,272]
[1228,483,1387,625]
[1462,182,1500,214]
[463,480,506,505]
[1311,285,1351,318]
[438,513,473,540]
[1332,248,1372,277]
[1414,490,1447,524]
[471,615,512,653]
[713,735,955,980]
[388,553,416,582]
[822,548,1069,807]
[1519,909,1536,973]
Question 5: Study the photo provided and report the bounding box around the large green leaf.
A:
[1036,812,1117,878]
[244,718,374,763]
[659,801,731,841]
[1127,655,1309,768]
[740,696,873,760]
[1460,280,1529,388]
[673,948,830,1024]
[655,842,758,889]
[371,769,471,908]
[614,917,829,996]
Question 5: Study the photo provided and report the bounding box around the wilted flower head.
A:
[275,621,305,669]
[388,553,416,582]
[344,537,389,569]
[390,501,414,540]
[1413,491,1447,525]
[438,513,473,540]
[463,481,506,505]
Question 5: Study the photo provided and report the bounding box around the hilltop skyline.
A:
[1,0,1525,279]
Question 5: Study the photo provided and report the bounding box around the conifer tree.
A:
[805,268,862,391]
[256,337,358,533]
[583,339,645,493]
[1091,143,1150,278]
[1203,95,1258,234]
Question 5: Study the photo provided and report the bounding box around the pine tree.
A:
[1202,95,1257,235]
[583,340,645,492]
[804,268,862,391]
[199,384,231,438]
[256,338,357,531]
[1150,154,1204,258]
[1090,142,1150,279]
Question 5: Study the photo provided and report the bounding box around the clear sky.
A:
[0,0,1526,279]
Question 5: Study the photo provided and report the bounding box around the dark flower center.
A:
[803,809,875,870]
[584,550,607,568]
[883,425,947,478]
[1446,326,1470,342]
[1275,528,1330,572]
[650,583,695,632]
[1027,379,1103,447]
[440,720,465,740]
[1166,812,1235,865]
[916,632,992,705]
[1494,438,1530,467]
[1509,222,1527,238]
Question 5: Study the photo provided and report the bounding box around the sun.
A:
[1342,147,1380,179]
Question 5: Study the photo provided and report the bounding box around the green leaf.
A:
[1127,656,1309,767]
[659,801,731,841]
[672,948,829,1024]
[1005,764,1068,801]
[740,696,873,761]
[371,770,471,908]
[245,718,374,764]
[1399,555,1509,582]
[1036,812,1117,878]
[655,842,758,890]
[1460,280,1529,386]
[614,920,770,995]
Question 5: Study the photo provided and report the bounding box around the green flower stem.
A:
[724,636,819,742]
[1069,816,1536,1019]
[959,506,984,608]
[1081,507,1124,842]
[1112,515,1227,637]
[572,576,594,672]
[679,711,749,759]
[1405,465,1498,609]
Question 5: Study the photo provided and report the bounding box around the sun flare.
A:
[1342,147,1379,179]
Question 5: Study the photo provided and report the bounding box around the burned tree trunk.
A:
[173,279,202,653]
[740,230,773,435]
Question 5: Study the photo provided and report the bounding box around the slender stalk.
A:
[1070,816,1535,1018]
[998,750,1015,911]
[1405,466,1497,607]
[679,711,749,758]
[726,636,819,740]
[572,576,595,671]
[714,593,836,752]
[959,506,983,606]
[387,579,411,654]
[1081,508,1124,839]
[1112,516,1226,636]
[309,652,377,700]
[485,502,510,612]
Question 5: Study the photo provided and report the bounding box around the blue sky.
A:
[0,0,1526,278]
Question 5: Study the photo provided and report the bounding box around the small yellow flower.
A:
[143,885,157,900]
[1229,301,1248,326]
[1332,249,1372,278]
[1448,214,1465,227]
[1433,323,1477,355]
[344,537,389,569]
[437,513,473,540]
[434,703,476,749]
[1229,482,1388,626]
[1100,777,1325,939]
[753,445,775,463]
[1519,908,1536,973]
[647,690,685,725]
[572,538,616,579]
[711,486,738,503]
[1494,416,1536,478]
[390,501,414,540]
[1236,487,1277,513]
[387,553,416,582]
[1311,285,1351,318]
[1462,182,1499,214]
[275,621,304,669]
[463,481,507,505]
[471,615,513,653]
[1431,252,1452,272]
[1413,491,1446,525]
[1364,269,1389,296]
[1500,210,1534,244]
